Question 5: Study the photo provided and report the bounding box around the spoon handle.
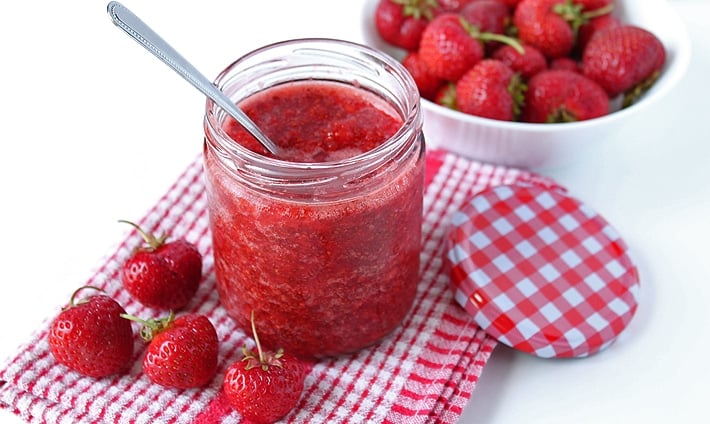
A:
[106,1,279,155]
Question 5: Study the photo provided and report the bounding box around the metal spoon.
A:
[106,1,280,155]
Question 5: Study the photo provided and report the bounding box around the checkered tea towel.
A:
[0,149,558,423]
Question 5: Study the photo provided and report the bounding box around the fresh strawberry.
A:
[455,59,525,121]
[120,220,202,310]
[513,0,614,59]
[514,0,574,59]
[419,13,482,81]
[459,0,512,36]
[492,43,547,79]
[419,13,523,81]
[577,9,620,52]
[582,25,666,106]
[124,312,219,388]
[48,286,133,378]
[521,69,609,122]
[374,0,437,51]
[459,0,514,54]
[401,51,445,100]
[223,312,306,424]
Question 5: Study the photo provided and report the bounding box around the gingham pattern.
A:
[446,184,640,358]
[0,149,554,423]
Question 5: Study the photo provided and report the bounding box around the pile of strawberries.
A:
[47,221,306,423]
[375,0,666,123]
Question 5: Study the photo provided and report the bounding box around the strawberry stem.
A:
[67,285,105,309]
[478,32,524,54]
[581,4,614,21]
[250,310,265,363]
[241,311,285,371]
[459,16,524,54]
[118,219,167,251]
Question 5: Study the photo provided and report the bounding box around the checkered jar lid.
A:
[446,184,640,358]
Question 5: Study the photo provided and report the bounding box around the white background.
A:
[1,1,708,423]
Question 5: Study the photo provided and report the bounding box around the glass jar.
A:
[203,38,424,358]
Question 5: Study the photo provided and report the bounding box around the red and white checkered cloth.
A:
[0,149,557,423]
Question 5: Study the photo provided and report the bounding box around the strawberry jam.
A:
[203,40,424,358]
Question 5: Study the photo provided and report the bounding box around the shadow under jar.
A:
[203,38,425,358]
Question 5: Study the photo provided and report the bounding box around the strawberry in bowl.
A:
[362,0,691,169]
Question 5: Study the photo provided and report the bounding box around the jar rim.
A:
[204,38,421,178]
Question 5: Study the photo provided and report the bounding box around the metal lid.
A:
[446,184,640,358]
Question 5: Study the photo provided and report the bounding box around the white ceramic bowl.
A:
[361,0,691,169]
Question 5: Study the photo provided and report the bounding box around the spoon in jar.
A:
[106,1,280,156]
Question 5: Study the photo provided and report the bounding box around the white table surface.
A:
[1,1,708,423]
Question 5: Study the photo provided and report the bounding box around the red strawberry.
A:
[419,13,482,81]
[577,10,620,52]
[459,0,511,36]
[492,43,548,79]
[513,0,614,59]
[419,13,522,81]
[459,0,513,54]
[514,0,575,59]
[120,220,202,310]
[374,0,437,51]
[48,286,133,378]
[401,51,445,100]
[223,312,306,424]
[125,312,219,388]
[522,69,609,122]
[455,59,525,121]
[582,25,666,106]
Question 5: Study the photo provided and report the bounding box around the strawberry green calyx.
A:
[553,0,583,27]
[553,0,614,34]
[459,16,524,54]
[546,106,579,123]
[242,310,285,372]
[121,310,175,341]
[393,0,438,20]
[508,74,527,120]
[437,83,458,110]
[622,70,661,108]
[242,346,285,372]
[119,219,168,251]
